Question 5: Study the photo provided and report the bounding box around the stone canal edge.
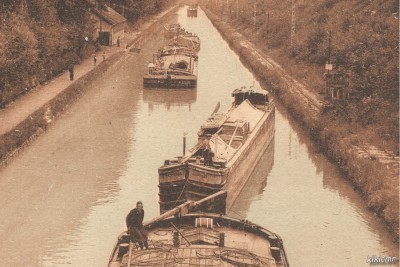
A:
[0,6,179,167]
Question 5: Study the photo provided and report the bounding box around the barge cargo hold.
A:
[169,34,201,52]
[164,23,186,39]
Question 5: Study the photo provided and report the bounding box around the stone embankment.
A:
[0,6,178,166]
[202,7,399,237]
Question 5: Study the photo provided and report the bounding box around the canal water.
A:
[0,6,397,267]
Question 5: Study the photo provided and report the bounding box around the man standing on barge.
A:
[126,201,148,249]
[202,134,214,166]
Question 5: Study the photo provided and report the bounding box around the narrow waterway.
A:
[0,7,397,267]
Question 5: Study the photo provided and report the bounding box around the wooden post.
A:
[254,0,256,31]
[291,0,296,46]
[171,222,192,246]
[183,133,186,156]
[127,241,133,266]
[237,0,239,18]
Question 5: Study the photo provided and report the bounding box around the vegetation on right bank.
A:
[205,0,399,154]
[201,1,399,237]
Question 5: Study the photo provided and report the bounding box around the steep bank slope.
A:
[201,6,399,238]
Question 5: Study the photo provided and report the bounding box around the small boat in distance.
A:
[187,5,198,17]
[108,192,290,267]
[143,46,198,88]
[159,86,275,213]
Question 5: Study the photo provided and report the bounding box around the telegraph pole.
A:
[327,30,332,62]
[236,0,239,18]
[291,0,295,46]
[253,0,256,31]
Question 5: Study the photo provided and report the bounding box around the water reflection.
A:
[142,88,197,112]
[229,137,275,219]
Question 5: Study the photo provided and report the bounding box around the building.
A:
[91,5,127,46]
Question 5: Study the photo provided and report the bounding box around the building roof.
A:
[92,5,126,26]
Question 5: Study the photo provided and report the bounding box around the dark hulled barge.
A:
[108,194,289,267]
[187,6,198,17]
[159,87,275,213]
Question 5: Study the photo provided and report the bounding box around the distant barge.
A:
[158,87,275,213]
[143,46,198,88]
[187,6,198,17]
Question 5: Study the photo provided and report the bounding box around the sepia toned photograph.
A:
[0,0,398,266]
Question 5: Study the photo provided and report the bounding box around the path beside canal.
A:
[0,5,177,166]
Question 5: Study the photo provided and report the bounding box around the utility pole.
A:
[327,30,332,62]
[236,0,239,18]
[253,0,256,31]
[291,0,295,46]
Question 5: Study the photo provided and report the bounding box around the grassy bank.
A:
[201,6,399,238]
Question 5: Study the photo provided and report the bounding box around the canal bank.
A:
[200,6,399,237]
[0,5,179,167]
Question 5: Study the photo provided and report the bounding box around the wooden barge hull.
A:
[108,213,289,267]
[143,74,197,88]
[187,107,275,212]
[158,163,187,212]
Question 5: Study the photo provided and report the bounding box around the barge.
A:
[143,46,198,88]
[164,23,186,39]
[187,6,198,17]
[108,193,289,267]
[169,33,201,52]
[159,87,275,213]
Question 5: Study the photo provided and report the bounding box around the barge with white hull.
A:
[159,87,275,213]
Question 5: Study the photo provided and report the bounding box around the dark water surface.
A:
[0,7,397,267]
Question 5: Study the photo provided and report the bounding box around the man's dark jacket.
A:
[126,208,144,229]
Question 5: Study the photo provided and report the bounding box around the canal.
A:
[0,6,397,267]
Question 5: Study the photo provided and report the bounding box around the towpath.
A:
[0,7,174,138]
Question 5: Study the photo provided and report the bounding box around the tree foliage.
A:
[206,0,399,135]
[0,0,173,106]
[106,0,168,22]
